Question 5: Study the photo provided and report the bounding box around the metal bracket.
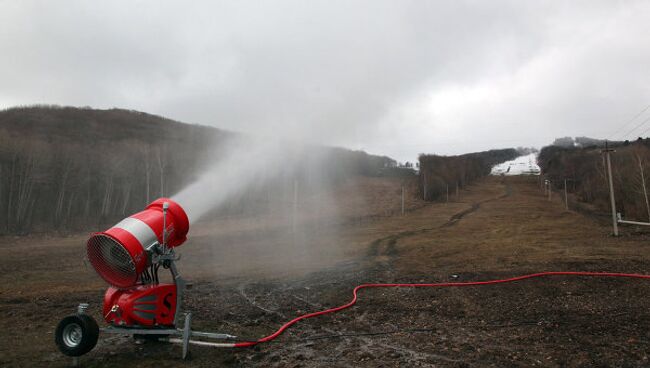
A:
[77,303,89,315]
[617,212,650,226]
[169,259,186,326]
[101,326,180,335]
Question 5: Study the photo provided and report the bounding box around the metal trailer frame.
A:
[617,213,650,227]
[71,254,236,364]
[99,312,236,359]
[62,202,235,365]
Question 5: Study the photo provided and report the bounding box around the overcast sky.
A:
[1,1,649,162]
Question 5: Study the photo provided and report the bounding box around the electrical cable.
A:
[617,115,650,141]
[610,103,650,139]
[226,271,650,348]
[634,117,650,140]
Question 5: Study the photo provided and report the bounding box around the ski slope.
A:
[491,153,540,176]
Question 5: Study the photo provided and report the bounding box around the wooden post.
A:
[422,172,427,201]
[401,185,405,216]
[603,142,619,236]
[446,184,449,203]
[564,179,569,211]
[293,179,298,234]
[456,182,459,198]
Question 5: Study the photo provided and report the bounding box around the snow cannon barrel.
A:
[86,198,189,288]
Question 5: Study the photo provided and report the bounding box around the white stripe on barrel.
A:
[112,217,158,249]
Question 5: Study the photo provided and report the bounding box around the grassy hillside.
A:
[0,105,396,234]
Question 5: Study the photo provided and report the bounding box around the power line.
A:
[620,115,650,141]
[634,116,650,139]
[610,103,650,139]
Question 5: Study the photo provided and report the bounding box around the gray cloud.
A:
[1,0,649,162]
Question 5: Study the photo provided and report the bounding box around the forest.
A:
[418,148,518,201]
[538,138,650,222]
[0,106,396,234]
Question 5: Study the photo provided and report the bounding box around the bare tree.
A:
[635,153,650,222]
[64,192,76,230]
[0,163,3,230]
[15,147,37,232]
[121,182,132,215]
[156,146,167,198]
[141,144,153,204]
[101,175,113,219]
[84,166,92,220]
[6,149,18,231]
[54,157,74,226]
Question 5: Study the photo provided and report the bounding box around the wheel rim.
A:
[62,323,83,347]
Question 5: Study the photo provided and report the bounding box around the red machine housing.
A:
[103,284,177,326]
[132,198,189,248]
[87,198,189,288]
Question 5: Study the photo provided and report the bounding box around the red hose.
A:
[232,271,650,347]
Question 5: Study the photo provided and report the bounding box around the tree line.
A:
[0,106,396,234]
[539,138,650,222]
[418,148,518,201]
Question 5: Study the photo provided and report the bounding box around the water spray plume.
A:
[172,137,297,223]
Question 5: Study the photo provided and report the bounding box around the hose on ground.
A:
[217,271,650,348]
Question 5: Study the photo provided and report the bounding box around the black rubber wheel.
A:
[55,314,99,357]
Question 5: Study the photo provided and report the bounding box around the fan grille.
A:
[87,234,137,288]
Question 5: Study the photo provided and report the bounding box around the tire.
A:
[55,314,99,357]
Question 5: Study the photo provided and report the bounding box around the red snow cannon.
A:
[58,198,235,360]
[86,198,189,288]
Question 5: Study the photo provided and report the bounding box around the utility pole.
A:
[293,179,298,234]
[564,179,569,211]
[401,185,405,216]
[422,172,427,201]
[543,179,547,196]
[603,141,619,236]
[446,183,449,203]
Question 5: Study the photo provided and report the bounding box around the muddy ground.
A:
[3,176,650,367]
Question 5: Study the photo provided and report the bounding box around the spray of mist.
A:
[172,136,293,223]
[170,134,354,279]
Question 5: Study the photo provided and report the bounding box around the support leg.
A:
[182,313,192,359]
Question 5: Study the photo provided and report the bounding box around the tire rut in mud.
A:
[367,180,513,261]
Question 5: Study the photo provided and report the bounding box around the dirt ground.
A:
[3,175,650,367]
